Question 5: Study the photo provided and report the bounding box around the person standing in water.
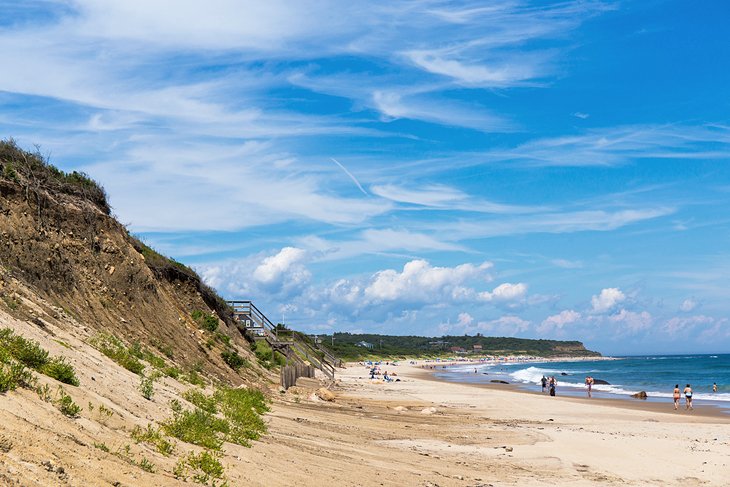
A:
[713,382,718,393]
[683,384,693,410]
[673,384,681,410]
[541,376,547,393]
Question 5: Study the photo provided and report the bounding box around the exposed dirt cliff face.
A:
[0,140,256,384]
[0,141,298,485]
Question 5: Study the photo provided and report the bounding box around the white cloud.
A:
[430,207,675,241]
[591,288,626,314]
[551,258,583,269]
[457,312,474,327]
[478,315,531,336]
[253,247,309,287]
[369,183,540,214]
[371,90,511,132]
[538,310,581,333]
[364,259,493,303]
[479,283,527,303]
[406,50,539,87]
[679,298,698,312]
[484,124,730,167]
[298,228,467,262]
[663,315,715,336]
[201,247,311,300]
[608,309,652,333]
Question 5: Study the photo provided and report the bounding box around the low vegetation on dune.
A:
[0,328,79,388]
[165,386,269,450]
[0,142,276,485]
[0,138,110,215]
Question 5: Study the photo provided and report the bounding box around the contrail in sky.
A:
[331,158,368,195]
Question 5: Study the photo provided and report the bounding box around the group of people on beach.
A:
[540,375,557,396]
[365,362,399,383]
[673,384,694,410]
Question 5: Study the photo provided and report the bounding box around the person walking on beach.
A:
[673,384,681,410]
[541,376,547,393]
[683,384,693,410]
[549,377,556,397]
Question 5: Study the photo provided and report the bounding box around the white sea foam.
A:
[509,366,563,384]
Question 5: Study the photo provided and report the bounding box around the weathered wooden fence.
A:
[280,363,316,390]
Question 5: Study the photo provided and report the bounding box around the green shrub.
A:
[221,350,247,371]
[0,361,34,392]
[139,376,154,400]
[0,329,49,368]
[36,383,53,402]
[162,400,227,451]
[94,442,110,452]
[174,450,225,484]
[40,356,80,386]
[214,333,231,346]
[129,341,145,359]
[183,389,218,414]
[56,388,82,418]
[137,457,156,473]
[89,333,145,375]
[130,424,175,456]
[191,311,219,333]
[252,341,274,369]
[0,329,79,386]
[2,296,19,311]
[151,339,174,359]
[273,351,287,368]
[184,369,206,387]
[163,366,181,379]
[214,387,268,447]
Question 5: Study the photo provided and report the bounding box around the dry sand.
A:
[194,362,730,486]
[1,306,728,487]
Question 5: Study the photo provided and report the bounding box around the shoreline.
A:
[355,357,730,419]
[331,360,729,485]
[373,355,730,418]
[414,364,730,420]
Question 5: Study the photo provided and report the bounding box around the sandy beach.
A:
[245,361,728,486]
[0,309,727,487]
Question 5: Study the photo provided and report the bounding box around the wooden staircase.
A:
[227,300,338,384]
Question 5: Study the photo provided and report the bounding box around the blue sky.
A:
[2,1,730,355]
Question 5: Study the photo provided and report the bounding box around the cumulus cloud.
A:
[679,298,698,312]
[253,247,308,286]
[538,310,581,334]
[201,247,311,300]
[478,283,527,303]
[590,287,625,314]
[363,259,493,303]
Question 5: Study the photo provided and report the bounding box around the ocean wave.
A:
[509,366,566,384]
[551,382,730,402]
[448,363,496,373]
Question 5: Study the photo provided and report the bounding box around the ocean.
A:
[433,354,730,412]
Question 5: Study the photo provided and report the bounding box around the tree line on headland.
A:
[319,332,601,361]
